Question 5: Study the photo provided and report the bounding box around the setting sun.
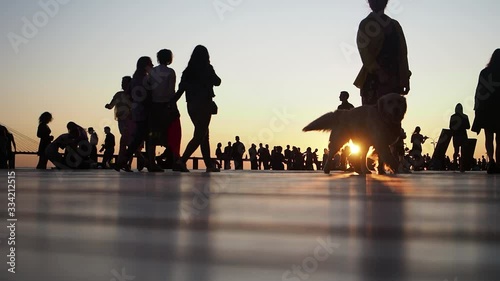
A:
[348,140,360,155]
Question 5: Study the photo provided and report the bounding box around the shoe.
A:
[173,160,189,172]
[113,163,132,173]
[206,167,221,173]
[147,164,164,173]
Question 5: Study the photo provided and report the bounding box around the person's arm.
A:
[173,74,186,103]
[356,16,385,75]
[167,70,177,102]
[209,65,222,86]
[394,21,411,95]
[106,93,119,109]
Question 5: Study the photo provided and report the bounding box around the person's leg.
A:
[180,108,210,163]
[167,118,182,159]
[485,129,494,161]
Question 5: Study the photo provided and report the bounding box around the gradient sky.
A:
[1,0,499,165]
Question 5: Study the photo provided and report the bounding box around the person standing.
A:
[99,127,115,169]
[248,143,258,170]
[174,45,222,172]
[223,141,232,170]
[150,49,182,170]
[215,142,223,169]
[36,112,54,169]
[115,56,161,172]
[6,129,16,169]
[449,103,470,172]
[338,91,355,110]
[354,0,411,105]
[88,127,99,164]
[472,49,500,174]
[232,136,245,170]
[106,77,132,161]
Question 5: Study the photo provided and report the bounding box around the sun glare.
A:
[348,140,360,155]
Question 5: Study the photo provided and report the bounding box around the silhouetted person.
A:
[106,76,133,162]
[450,103,470,172]
[99,126,115,169]
[248,143,258,170]
[0,125,7,169]
[271,146,285,170]
[215,142,223,169]
[472,49,500,174]
[223,141,232,170]
[338,91,355,110]
[36,112,54,169]
[6,129,16,169]
[88,127,99,164]
[410,126,428,171]
[232,136,245,170]
[294,147,304,170]
[46,126,80,169]
[174,45,222,172]
[259,144,271,170]
[150,49,182,171]
[284,145,292,170]
[304,147,314,170]
[116,56,157,172]
[354,0,411,105]
[312,148,320,170]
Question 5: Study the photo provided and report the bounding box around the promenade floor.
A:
[1,170,499,281]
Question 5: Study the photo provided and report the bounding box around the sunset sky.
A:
[1,0,499,166]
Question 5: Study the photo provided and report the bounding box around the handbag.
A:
[210,101,218,115]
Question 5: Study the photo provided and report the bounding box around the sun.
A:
[348,140,360,155]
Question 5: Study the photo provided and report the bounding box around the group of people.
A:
[106,45,221,173]
[214,139,323,171]
[35,111,116,170]
[26,0,500,174]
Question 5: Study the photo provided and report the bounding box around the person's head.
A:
[413,126,421,134]
[488,48,500,70]
[67,122,78,133]
[455,103,464,114]
[339,91,349,102]
[104,126,111,134]
[157,49,173,66]
[133,56,154,79]
[252,143,256,148]
[235,136,240,142]
[121,76,132,91]
[228,141,231,146]
[368,0,388,12]
[217,142,222,148]
[259,143,263,147]
[39,112,53,124]
[88,127,94,134]
[286,145,290,149]
[188,45,210,68]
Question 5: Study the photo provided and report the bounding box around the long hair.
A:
[133,56,153,80]
[183,45,210,80]
[39,112,53,124]
[487,48,500,71]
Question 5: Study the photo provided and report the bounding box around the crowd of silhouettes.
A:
[11,0,500,175]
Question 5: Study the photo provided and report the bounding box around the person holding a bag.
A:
[174,45,221,172]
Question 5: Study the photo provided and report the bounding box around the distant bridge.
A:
[1,123,39,154]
